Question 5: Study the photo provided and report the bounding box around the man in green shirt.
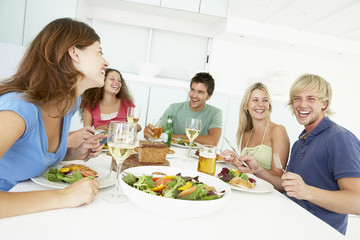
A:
[144,72,222,146]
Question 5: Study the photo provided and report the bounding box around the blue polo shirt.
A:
[286,117,360,235]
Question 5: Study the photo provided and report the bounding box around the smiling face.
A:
[104,70,122,95]
[292,87,327,133]
[189,82,210,111]
[246,89,270,121]
[74,41,109,95]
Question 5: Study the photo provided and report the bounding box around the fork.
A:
[273,153,286,173]
[223,137,251,169]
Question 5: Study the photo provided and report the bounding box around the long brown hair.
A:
[0,18,100,116]
[79,68,134,119]
[236,82,272,147]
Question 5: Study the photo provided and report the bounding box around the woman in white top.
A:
[221,83,290,190]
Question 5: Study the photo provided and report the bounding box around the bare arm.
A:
[0,111,100,218]
[0,111,26,159]
[282,173,360,215]
[173,127,222,146]
[82,108,93,127]
[0,178,99,218]
[265,124,290,177]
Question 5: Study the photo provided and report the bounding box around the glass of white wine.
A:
[104,121,137,203]
[185,117,201,159]
[126,107,140,124]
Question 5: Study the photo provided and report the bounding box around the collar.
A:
[298,117,332,140]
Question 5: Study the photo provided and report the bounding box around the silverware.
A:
[273,153,286,173]
[223,137,251,169]
[84,150,92,162]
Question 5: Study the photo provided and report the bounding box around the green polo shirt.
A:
[160,101,222,135]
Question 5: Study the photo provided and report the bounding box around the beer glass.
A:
[198,145,216,175]
[152,119,162,140]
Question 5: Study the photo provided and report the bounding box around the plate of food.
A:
[171,138,200,149]
[217,167,274,193]
[120,166,231,218]
[31,160,116,189]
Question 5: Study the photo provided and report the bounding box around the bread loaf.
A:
[139,140,167,163]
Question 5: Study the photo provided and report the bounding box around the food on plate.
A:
[138,140,168,163]
[218,167,256,189]
[122,172,225,200]
[45,164,97,183]
[171,138,197,147]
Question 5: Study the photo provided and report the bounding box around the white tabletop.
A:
[1,146,345,240]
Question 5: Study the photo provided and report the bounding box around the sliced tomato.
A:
[77,169,96,178]
[155,178,173,190]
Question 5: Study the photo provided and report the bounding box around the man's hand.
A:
[281,172,309,199]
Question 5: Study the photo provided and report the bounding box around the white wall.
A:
[209,38,360,141]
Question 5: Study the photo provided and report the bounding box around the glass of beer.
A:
[152,120,162,140]
[198,145,216,175]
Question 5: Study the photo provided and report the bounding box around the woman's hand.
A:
[58,178,100,207]
[67,126,95,148]
[95,125,109,131]
[220,149,238,165]
[237,155,259,174]
[68,134,106,161]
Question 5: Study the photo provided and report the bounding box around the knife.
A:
[223,137,251,169]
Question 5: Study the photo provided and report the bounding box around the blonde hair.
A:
[288,74,333,116]
[236,82,272,147]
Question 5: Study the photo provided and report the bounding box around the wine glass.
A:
[104,121,137,203]
[185,117,201,159]
[126,107,141,124]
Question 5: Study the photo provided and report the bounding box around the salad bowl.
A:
[120,166,231,218]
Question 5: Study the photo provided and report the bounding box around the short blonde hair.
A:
[288,74,333,116]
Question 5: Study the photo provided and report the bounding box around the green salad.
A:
[122,173,225,200]
[173,139,197,147]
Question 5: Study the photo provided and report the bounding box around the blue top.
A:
[0,92,80,191]
[160,101,222,135]
[286,117,360,235]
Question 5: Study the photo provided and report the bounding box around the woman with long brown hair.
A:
[80,68,141,132]
[0,18,109,218]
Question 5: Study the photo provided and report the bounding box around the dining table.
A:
[1,142,347,240]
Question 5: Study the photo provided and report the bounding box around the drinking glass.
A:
[126,107,141,124]
[152,119,162,140]
[104,121,137,203]
[185,117,201,159]
[198,145,217,175]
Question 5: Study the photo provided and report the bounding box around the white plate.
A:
[171,139,200,149]
[120,166,231,218]
[224,173,274,193]
[31,161,116,189]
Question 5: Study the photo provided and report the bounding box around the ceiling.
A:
[81,0,360,61]
[228,0,360,42]
[213,0,360,61]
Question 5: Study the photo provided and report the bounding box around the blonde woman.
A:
[221,82,290,189]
